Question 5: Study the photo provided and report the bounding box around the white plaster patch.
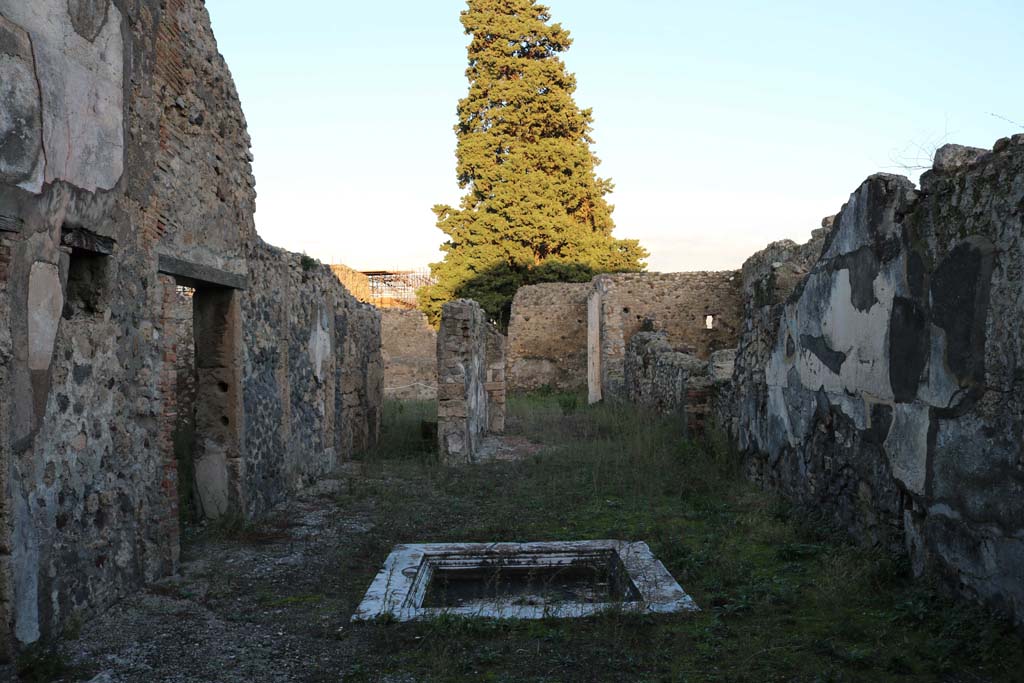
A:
[794,269,894,401]
[0,0,124,193]
[27,261,63,371]
[822,191,869,258]
[884,403,931,495]
[194,442,229,519]
[766,383,796,448]
[917,325,962,409]
[308,308,332,383]
[587,289,602,404]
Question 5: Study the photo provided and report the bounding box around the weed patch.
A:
[335,395,1024,681]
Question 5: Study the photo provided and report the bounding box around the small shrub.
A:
[556,393,578,415]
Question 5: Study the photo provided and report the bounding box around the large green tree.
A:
[420,0,647,327]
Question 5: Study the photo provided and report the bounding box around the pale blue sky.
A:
[206,0,1023,272]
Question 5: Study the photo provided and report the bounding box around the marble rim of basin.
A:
[351,540,699,622]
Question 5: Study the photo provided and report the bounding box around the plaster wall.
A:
[723,140,1024,624]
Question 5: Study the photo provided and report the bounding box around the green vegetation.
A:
[15,643,73,683]
[333,395,1024,682]
[420,0,647,328]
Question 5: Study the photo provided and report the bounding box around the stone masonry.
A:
[714,139,1024,625]
[506,282,590,392]
[624,329,736,437]
[505,273,743,401]
[588,271,743,403]
[381,308,437,400]
[485,324,507,434]
[437,300,506,464]
[0,0,382,657]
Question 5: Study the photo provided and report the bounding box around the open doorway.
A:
[163,272,244,523]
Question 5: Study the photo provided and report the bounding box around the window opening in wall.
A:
[705,315,715,330]
[63,249,110,319]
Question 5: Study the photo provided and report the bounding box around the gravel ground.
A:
[7,470,398,683]
[3,429,545,683]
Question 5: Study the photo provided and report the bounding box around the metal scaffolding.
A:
[362,269,435,309]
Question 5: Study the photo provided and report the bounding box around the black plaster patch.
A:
[867,403,893,445]
[889,297,929,403]
[906,249,926,300]
[0,20,44,187]
[930,237,995,387]
[67,0,112,42]
[73,363,93,384]
[0,18,27,58]
[800,334,847,375]
[832,247,880,312]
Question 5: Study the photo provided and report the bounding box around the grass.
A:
[331,394,1024,682]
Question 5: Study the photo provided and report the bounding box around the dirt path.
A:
[46,473,387,682]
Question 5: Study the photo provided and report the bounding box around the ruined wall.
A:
[589,271,743,401]
[727,139,1024,624]
[624,330,735,436]
[485,325,507,434]
[381,309,437,400]
[331,264,373,304]
[241,241,382,518]
[717,228,828,444]
[337,305,384,457]
[624,331,703,417]
[506,283,590,392]
[0,0,254,650]
[0,0,383,654]
[0,212,12,659]
[437,300,505,464]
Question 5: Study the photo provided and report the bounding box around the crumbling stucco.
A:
[0,0,384,657]
[719,139,1024,625]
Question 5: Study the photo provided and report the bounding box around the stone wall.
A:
[0,0,383,655]
[0,209,13,658]
[506,283,590,392]
[241,241,382,518]
[589,271,743,402]
[437,300,506,463]
[330,264,373,304]
[723,139,1024,624]
[485,325,507,434]
[624,330,735,436]
[381,309,437,400]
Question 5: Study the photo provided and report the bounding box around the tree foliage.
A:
[420,0,647,328]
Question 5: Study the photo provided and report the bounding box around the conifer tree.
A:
[420,0,647,327]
